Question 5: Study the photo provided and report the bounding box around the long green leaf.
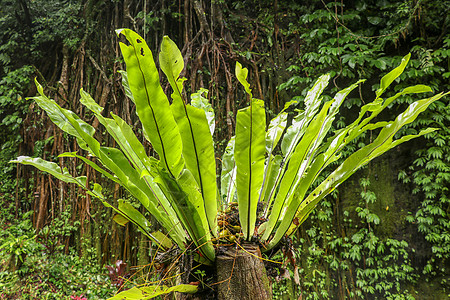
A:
[346,84,433,143]
[10,156,86,187]
[266,92,446,250]
[262,100,333,241]
[117,70,135,103]
[111,114,188,241]
[108,284,198,300]
[156,168,215,263]
[58,152,119,184]
[172,102,218,233]
[117,28,184,177]
[264,86,438,248]
[235,62,266,240]
[287,129,438,239]
[96,146,181,240]
[263,81,360,239]
[260,102,293,216]
[280,74,330,157]
[261,75,330,219]
[261,155,282,216]
[30,79,98,153]
[160,36,218,234]
[220,137,237,208]
[79,90,185,238]
[375,53,410,98]
[35,81,186,248]
[317,84,432,164]
[9,157,168,248]
[191,88,215,135]
[31,82,107,161]
[265,111,288,154]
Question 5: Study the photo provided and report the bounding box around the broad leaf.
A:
[235,62,252,96]
[160,36,218,234]
[266,92,447,250]
[159,36,185,104]
[30,80,98,153]
[156,168,215,263]
[117,28,184,177]
[235,62,266,240]
[262,100,334,241]
[191,88,215,135]
[261,155,282,217]
[220,137,237,207]
[265,111,288,154]
[112,199,165,247]
[117,70,135,103]
[108,284,198,300]
[10,156,86,188]
[375,53,410,98]
[281,74,330,157]
[58,152,119,184]
[79,90,186,240]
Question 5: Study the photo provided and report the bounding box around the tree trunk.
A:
[216,243,272,300]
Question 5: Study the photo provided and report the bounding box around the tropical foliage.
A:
[12,28,447,298]
[1,0,449,298]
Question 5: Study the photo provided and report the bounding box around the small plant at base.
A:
[106,260,128,289]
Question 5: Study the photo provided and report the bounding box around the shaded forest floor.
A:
[0,213,115,300]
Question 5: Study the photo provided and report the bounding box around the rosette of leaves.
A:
[12,29,448,299]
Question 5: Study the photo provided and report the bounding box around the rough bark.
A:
[216,243,272,300]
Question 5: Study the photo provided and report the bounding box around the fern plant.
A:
[12,29,448,299]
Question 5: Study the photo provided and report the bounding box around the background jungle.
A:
[0,0,449,299]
